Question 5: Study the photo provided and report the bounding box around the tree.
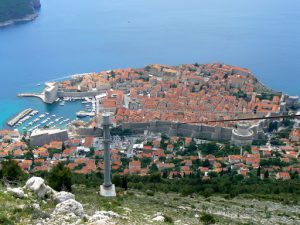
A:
[47,162,73,191]
[187,139,197,153]
[112,175,122,187]
[1,159,25,182]
[149,163,159,174]
[160,133,169,150]
[122,176,128,190]
[264,170,269,179]
[149,173,161,182]
[257,166,261,177]
[268,121,278,132]
[200,142,219,155]
[203,159,210,168]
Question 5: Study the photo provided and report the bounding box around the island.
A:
[0,0,41,28]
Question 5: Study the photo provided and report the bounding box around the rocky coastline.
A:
[0,13,38,28]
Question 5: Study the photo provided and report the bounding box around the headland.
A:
[0,0,41,28]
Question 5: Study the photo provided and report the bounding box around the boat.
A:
[59,101,65,106]
[76,111,95,118]
[29,110,39,116]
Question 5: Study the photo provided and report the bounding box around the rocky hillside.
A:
[1,176,300,225]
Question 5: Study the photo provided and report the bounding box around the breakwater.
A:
[7,108,33,127]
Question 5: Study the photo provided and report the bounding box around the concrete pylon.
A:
[100,112,116,197]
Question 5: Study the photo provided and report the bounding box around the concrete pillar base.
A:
[100,184,116,197]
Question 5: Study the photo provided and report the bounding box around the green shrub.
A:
[200,213,216,224]
[0,212,14,225]
[1,159,25,182]
[47,162,73,191]
[164,214,174,224]
[146,189,155,196]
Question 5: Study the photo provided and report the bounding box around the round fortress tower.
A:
[231,122,254,146]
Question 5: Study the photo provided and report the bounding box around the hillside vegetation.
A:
[0,0,38,23]
[1,183,300,225]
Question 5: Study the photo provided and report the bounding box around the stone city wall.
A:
[122,121,233,141]
[57,90,106,98]
[76,128,103,137]
[30,131,68,147]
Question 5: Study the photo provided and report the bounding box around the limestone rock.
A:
[53,191,75,203]
[25,177,44,191]
[7,187,24,198]
[53,199,84,218]
[88,211,120,224]
[94,211,120,218]
[152,212,165,222]
[25,176,55,198]
[152,215,165,222]
[32,203,40,210]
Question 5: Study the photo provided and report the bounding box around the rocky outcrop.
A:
[24,176,56,198]
[53,199,85,218]
[4,176,121,224]
[7,187,24,198]
[88,211,120,225]
[152,212,166,222]
[53,191,75,203]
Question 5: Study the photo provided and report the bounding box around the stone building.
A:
[30,129,68,146]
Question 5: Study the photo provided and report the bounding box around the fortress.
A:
[44,82,58,104]
[18,81,109,104]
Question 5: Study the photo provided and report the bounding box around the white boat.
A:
[59,101,65,106]
[76,111,95,118]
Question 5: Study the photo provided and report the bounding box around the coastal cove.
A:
[0,0,300,128]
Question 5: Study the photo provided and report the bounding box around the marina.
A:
[7,96,96,133]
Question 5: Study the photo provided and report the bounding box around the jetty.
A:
[7,108,33,127]
[17,93,45,102]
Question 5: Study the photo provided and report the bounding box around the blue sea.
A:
[0,0,299,129]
